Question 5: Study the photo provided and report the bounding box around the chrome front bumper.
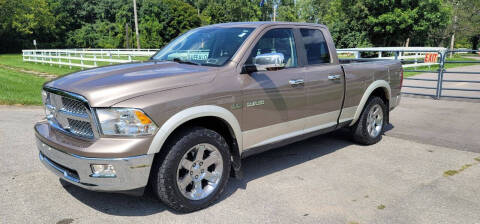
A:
[36,137,154,192]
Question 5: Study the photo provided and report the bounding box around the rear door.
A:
[298,28,345,132]
[240,27,307,150]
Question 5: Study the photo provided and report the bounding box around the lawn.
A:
[20,53,151,70]
[0,54,151,76]
[0,54,79,76]
[0,67,46,105]
[0,53,151,105]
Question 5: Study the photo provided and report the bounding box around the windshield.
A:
[152,27,254,66]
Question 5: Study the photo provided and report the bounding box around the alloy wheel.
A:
[176,143,224,200]
[366,104,383,138]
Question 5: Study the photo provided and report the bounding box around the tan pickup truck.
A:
[35,22,402,212]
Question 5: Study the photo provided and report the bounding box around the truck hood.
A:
[45,61,217,107]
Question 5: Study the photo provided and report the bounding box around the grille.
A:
[61,97,87,115]
[45,90,97,139]
[67,119,94,137]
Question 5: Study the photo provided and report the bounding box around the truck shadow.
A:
[60,179,169,215]
[219,129,355,201]
[61,129,365,216]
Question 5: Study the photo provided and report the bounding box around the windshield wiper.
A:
[172,57,200,66]
[150,58,168,62]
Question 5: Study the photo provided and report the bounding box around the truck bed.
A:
[339,60,403,111]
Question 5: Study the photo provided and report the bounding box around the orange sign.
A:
[424,53,438,63]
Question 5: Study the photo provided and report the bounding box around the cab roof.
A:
[202,21,327,29]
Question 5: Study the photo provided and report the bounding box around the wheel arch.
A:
[147,105,243,174]
[350,80,391,126]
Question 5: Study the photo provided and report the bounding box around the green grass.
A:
[443,164,473,177]
[459,53,480,57]
[443,170,459,176]
[36,54,151,68]
[404,55,480,77]
[0,54,79,76]
[0,53,152,105]
[0,54,151,76]
[377,204,386,210]
[338,53,356,59]
[0,67,46,105]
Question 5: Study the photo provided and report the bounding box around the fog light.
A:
[90,164,116,178]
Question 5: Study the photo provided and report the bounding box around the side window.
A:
[246,28,298,68]
[300,29,330,65]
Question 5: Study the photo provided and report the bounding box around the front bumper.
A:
[36,137,154,192]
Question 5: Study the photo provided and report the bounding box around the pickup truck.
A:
[35,22,402,212]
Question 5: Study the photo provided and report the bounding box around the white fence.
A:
[337,47,447,68]
[22,49,160,68]
[23,47,449,69]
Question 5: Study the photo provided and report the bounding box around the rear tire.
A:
[151,127,231,213]
[351,96,387,145]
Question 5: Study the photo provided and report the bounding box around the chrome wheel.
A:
[176,143,224,201]
[366,104,383,138]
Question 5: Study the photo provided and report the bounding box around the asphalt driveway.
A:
[1,98,480,224]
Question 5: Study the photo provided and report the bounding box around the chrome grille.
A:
[61,97,87,115]
[44,89,97,139]
[67,119,94,137]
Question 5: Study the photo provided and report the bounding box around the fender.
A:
[147,105,243,155]
[350,80,391,126]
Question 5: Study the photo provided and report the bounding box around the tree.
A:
[297,0,331,23]
[447,0,480,49]
[224,0,262,22]
[184,0,209,15]
[277,0,300,22]
[66,21,122,48]
[201,2,230,24]
[324,0,373,48]
[0,0,56,52]
[139,0,201,48]
[48,0,132,48]
[0,0,476,52]
[325,0,451,48]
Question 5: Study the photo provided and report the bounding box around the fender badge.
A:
[246,100,265,107]
[231,103,242,110]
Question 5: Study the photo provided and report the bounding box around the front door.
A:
[240,28,306,150]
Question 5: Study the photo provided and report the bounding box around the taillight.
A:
[400,69,404,89]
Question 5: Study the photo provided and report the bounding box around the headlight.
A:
[41,90,54,120]
[41,90,48,104]
[96,108,158,136]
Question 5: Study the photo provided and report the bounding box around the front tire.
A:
[151,127,231,213]
[351,96,387,145]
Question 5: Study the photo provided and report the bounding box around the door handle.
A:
[289,79,304,86]
[328,74,341,80]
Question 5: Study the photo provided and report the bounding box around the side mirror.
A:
[241,53,286,74]
[253,53,286,71]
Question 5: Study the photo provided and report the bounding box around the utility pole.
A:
[449,0,459,58]
[450,15,457,58]
[273,3,276,21]
[133,0,140,49]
